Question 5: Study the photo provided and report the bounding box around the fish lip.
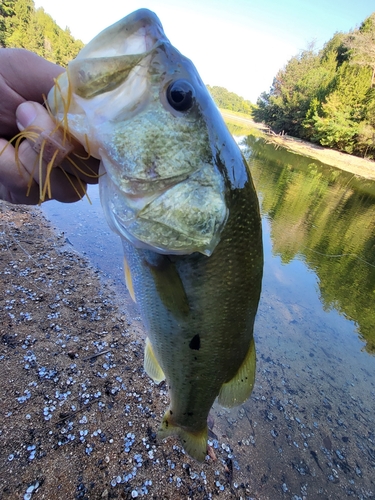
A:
[99,148,192,197]
[99,163,192,255]
[113,213,190,255]
[99,163,222,257]
[113,174,190,198]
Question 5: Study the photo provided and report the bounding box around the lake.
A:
[42,134,375,499]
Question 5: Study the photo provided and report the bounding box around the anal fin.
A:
[218,337,256,408]
[144,337,165,383]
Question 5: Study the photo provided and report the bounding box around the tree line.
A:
[0,0,83,66]
[253,13,375,159]
[206,85,254,115]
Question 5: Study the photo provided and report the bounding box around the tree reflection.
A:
[244,135,375,353]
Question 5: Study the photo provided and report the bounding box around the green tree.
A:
[0,0,15,47]
[206,85,254,115]
[2,0,83,66]
[305,64,371,153]
[345,13,375,87]
[253,45,333,136]
[35,7,83,65]
[254,12,375,158]
[4,0,34,48]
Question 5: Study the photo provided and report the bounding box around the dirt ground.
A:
[0,202,255,500]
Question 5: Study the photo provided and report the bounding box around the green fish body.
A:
[48,8,263,461]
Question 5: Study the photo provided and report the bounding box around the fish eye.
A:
[166,80,195,112]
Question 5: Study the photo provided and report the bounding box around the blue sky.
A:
[34,0,374,102]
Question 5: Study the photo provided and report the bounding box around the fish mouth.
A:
[99,162,228,257]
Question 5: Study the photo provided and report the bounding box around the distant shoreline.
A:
[220,109,375,181]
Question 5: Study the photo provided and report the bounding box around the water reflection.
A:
[244,135,375,354]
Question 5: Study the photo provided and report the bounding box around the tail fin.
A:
[158,409,208,462]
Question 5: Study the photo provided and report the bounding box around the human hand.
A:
[0,49,99,204]
[0,48,64,139]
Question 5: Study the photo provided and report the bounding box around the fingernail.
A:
[16,102,38,130]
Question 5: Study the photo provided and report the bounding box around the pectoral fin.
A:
[218,337,256,408]
[145,255,190,319]
[144,337,165,383]
[123,256,136,302]
[158,409,208,462]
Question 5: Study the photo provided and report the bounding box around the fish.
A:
[47,8,263,461]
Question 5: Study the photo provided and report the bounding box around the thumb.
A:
[16,101,74,167]
[13,101,87,203]
[17,101,100,185]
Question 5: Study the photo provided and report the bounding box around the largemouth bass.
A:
[47,9,263,461]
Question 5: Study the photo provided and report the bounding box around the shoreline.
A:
[220,110,375,181]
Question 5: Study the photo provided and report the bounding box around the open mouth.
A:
[99,160,228,257]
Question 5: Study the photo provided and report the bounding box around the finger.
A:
[17,101,100,185]
[0,48,64,139]
[16,138,88,203]
[1,49,64,102]
[59,143,100,185]
[1,100,89,204]
[0,138,88,204]
[0,138,40,204]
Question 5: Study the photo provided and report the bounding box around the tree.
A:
[4,0,34,49]
[308,93,359,152]
[0,0,15,47]
[206,85,254,115]
[345,13,375,87]
[253,45,334,136]
[305,63,372,154]
[254,12,375,159]
[2,0,84,66]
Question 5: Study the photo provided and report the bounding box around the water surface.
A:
[42,136,375,498]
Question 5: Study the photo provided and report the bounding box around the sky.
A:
[33,0,374,102]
